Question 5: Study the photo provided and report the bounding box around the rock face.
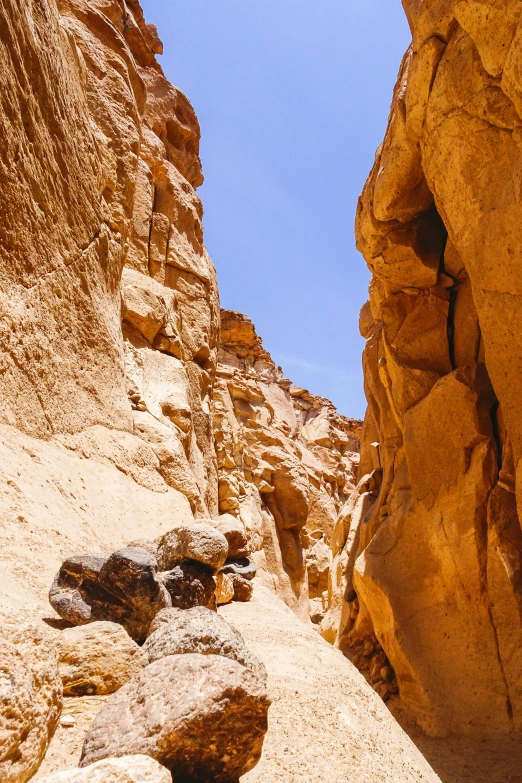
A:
[80,654,270,782]
[0,0,218,516]
[58,622,147,696]
[38,755,171,783]
[332,0,522,737]
[0,621,62,783]
[215,310,361,617]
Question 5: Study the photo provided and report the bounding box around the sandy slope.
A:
[0,424,192,617]
[220,586,440,783]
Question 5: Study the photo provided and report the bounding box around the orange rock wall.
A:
[336,0,522,737]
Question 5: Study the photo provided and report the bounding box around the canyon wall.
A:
[333,0,522,738]
[0,0,363,618]
[214,310,360,617]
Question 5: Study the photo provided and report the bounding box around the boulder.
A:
[58,622,147,696]
[125,539,159,559]
[157,523,228,573]
[49,548,170,642]
[49,554,110,626]
[80,654,270,782]
[215,571,235,605]
[212,514,249,558]
[159,562,216,610]
[143,606,267,681]
[0,621,62,783]
[38,755,170,783]
[230,574,254,602]
[221,557,257,581]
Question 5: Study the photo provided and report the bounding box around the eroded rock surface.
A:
[215,310,361,618]
[331,0,522,737]
[0,620,62,783]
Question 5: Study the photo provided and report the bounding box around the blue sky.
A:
[139,1,411,419]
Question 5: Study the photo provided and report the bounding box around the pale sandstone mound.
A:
[58,622,147,697]
[215,309,361,618]
[331,0,522,737]
[38,755,171,783]
[0,621,62,783]
[219,586,440,783]
[80,654,270,782]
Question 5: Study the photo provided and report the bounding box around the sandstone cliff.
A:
[332,0,522,739]
[214,309,360,618]
[0,0,444,780]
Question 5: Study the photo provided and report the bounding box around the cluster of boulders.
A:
[1,520,268,783]
[49,518,256,643]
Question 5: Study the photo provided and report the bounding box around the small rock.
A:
[221,556,257,581]
[160,562,216,610]
[60,715,76,728]
[215,571,234,605]
[58,621,147,696]
[231,574,254,602]
[157,523,229,573]
[80,654,270,782]
[38,755,171,782]
[143,606,267,681]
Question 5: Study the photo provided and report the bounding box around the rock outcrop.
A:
[331,0,522,738]
[214,310,361,617]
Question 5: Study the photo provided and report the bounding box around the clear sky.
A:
[139,1,411,419]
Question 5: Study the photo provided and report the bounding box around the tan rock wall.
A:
[0,0,219,514]
[215,310,360,618]
[336,0,522,736]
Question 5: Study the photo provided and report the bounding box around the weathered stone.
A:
[58,621,147,696]
[143,606,267,680]
[38,755,171,783]
[50,548,169,642]
[0,621,62,783]
[230,574,254,603]
[80,654,270,782]
[215,571,235,605]
[159,562,217,610]
[221,557,257,581]
[212,513,249,558]
[157,523,229,573]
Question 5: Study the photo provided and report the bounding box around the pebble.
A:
[60,715,76,728]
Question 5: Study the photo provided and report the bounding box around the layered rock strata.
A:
[214,310,361,617]
[333,0,522,737]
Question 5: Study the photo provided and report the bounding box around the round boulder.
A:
[143,607,267,682]
[80,654,270,782]
[58,621,147,696]
[212,514,249,558]
[156,523,228,573]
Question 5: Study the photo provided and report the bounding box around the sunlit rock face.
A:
[334,0,522,736]
[0,0,219,513]
[214,309,361,619]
